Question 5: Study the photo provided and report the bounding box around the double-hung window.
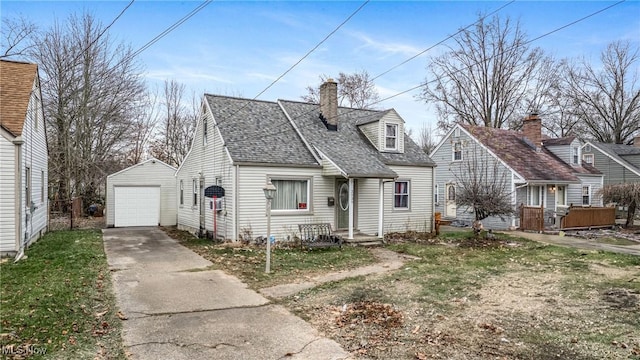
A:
[453,142,462,161]
[572,146,580,165]
[192,179,198,207]
[530,186,542,206]
[394,181,410,209]
[180,180,184,205]
[203,117,208,146]
[270,178,310,211]
[583,154,594,165]
[582,186,591,206]
[385,124,398,150]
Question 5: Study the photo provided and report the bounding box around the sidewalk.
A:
[441,225,640,256]
[103,227,349,360]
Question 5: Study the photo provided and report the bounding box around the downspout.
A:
[13,136,24,262]
[432,166,436,233]
[378,179,383,239]
[233,164,239,241]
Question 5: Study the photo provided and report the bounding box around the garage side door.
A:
[114,186,160,227]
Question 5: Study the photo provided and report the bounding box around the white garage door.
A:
[114,186,160,227]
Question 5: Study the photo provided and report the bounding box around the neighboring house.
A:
[176,79,435,241]
[430,114,603,230]
[581,139,640,185]
[106,158,177,227]
[0,60,48,257]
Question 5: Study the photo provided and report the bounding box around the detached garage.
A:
[106,159,177,227]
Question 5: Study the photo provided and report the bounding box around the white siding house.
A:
[431,114,604,230]
[0,60,48,257]
[106,159,177,227]
[177,80,435,241]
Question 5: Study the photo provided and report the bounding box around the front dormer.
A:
[358,109,405,153]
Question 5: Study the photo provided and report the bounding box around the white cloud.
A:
[348,31,422,58]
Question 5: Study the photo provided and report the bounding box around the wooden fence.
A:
[560,206,616,229]
[520,205,544,232]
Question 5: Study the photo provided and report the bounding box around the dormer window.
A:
[571,146,580,165]
[385,124,398,150]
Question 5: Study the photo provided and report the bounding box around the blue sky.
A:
[2,0,639,137]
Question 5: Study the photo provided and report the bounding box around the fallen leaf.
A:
[116,311,128,320]
[412,325,421,334]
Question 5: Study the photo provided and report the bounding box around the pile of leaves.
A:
[332,301,404,356]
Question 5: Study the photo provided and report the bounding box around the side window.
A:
[179,180,184,205]
[453,142,462,161]
[203,118,208,146]
[193,179,198,207]
[393,181,410,209]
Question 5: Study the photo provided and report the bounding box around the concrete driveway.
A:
[103,227,349,360]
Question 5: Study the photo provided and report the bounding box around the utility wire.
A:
[210,0,370,130]
[371,0,515,82]
[217,0,626,145]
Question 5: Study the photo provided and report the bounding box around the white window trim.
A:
[583,153,594,165]
[434,184,439,205]
[192,179,198,208]
[179,180,184,206]
[267,175,313,215]
[529,185,543,206]
[384,123,398,151]
[393,180,410,211]
[582,185,591,206]
[452,141,463,162]
[572,146,580,165]
[203,117,208,147]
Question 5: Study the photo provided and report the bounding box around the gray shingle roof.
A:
[205,94,435,176]
[205,94,318,167]
[279,100,435,178]
[591,142,640,173]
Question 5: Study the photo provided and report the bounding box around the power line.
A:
[210,0,370,131]
[371,0,515,82]
[217,0,627,145]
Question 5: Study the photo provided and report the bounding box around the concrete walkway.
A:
[441,225,640,256]
[103,227,349,360]
[504,230,640,256]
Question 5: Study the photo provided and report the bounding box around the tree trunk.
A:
[626,200,636,228]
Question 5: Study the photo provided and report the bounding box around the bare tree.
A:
[149,80,197,167]
[452,143,514,222]
[126,92,159,165]
[1,16,37,59]
[564,41,640,144]
[34,13,146,205]
[421,15,557,131]
[542,76,582,138]
[301,70,380,109]
[599,183,640,227]
[416,122,438,154]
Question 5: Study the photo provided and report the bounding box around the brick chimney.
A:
[319,78,338,131]
[634,136,640,148]
[523,113,542,149]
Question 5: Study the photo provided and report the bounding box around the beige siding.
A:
[106,160,177,226]
[382,165,433,233]
[176,103,236,239]
[359,122,379,150]
[236,166,332,241]
[0,133,16,253]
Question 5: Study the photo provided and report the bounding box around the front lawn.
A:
[0,230,124,359]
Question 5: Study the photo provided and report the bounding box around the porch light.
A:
[549,185,556,193]
[263,182,277,273]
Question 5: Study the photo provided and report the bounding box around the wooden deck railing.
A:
[519,205,544,232]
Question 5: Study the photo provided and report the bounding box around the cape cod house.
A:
[430,114,603,230]
[176,79,435,241]
[0,60,48,257]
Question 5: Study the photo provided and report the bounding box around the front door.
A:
[336,179,356,230]
[556,185,566,207]
[445,183,456,218]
